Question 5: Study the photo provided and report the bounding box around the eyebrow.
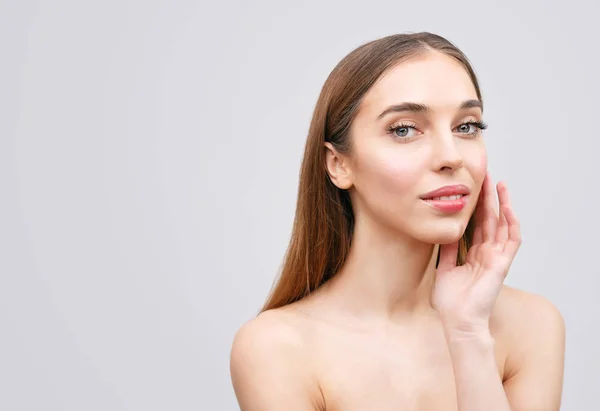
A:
[377,99,483,120]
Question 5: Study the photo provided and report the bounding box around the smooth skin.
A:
[230,52,565,411]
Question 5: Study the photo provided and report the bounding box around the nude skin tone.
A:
[230,51,565,411]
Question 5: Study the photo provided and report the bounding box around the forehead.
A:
[360,52,479,114]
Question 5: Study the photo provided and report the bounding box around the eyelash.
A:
[386,120,489,141]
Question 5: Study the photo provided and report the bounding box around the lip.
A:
[422,195,469,213]
[420,184,470,213]
[420,184,471,200]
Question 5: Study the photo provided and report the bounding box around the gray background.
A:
[1,0,598,410]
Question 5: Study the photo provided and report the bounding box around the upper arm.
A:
[230,314,323,411]
[502,291,566,411]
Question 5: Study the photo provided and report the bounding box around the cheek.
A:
[354,148,424,194]
[463,148,487,214]
[467,148,488,185]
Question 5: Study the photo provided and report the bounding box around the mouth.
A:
[423,194,465,201]
[421,194,469,213]
[419,184,471,213]
[420,184,471,200]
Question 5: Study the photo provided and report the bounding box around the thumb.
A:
[437,241,459,272]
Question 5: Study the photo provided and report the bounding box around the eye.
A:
[455,120,488,137]
[386,122,419,141]
[457,123,474,133]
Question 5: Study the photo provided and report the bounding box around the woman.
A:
[230,32,565,410]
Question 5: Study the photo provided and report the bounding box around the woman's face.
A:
[329,51,487,244]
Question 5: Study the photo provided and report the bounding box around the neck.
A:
[323,216,440,323]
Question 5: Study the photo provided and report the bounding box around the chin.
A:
[412,219,468,245]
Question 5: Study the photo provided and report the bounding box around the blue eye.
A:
[457,124,474,133]
[456,120,488,137]
[393,126,416,137]
[387,122,418,141]
[386,120,488,142]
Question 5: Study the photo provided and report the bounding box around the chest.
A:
[313,328,506,411]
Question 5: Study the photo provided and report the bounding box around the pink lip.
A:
[420,184,470,213]
[420,184,471,199]
[422,195,469,213]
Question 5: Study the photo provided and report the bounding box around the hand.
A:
[433,172,522,335]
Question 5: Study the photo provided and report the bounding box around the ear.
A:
[324,142,353,190]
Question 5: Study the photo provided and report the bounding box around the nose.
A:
[431,133,464,172]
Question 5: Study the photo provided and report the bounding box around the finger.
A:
[437,241,459,272]
[495,182,509,244]
[472,187,485,245]
[502,195,522,258]
[482,172,498,243]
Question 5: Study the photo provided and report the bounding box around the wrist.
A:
[441,318,494,345]
[444,328,495,346]
[444,329,497,370]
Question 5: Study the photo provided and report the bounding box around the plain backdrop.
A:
[1,0,599,410]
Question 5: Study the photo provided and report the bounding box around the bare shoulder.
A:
[231,309,307,364]
[496,284,565,332]
[230,308,323,410]
[495,285,566,381]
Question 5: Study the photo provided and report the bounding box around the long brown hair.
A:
[262,32,482,312]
